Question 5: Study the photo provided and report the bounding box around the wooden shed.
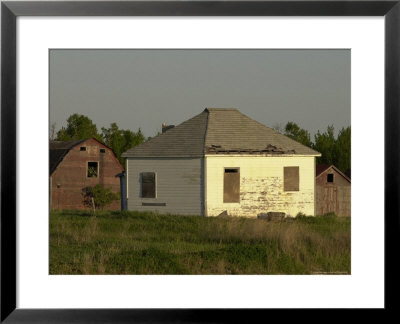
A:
[50,138,124,210]
[122,108,321,217]
[315,164,351,217]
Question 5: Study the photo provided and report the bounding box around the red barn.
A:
[316,164,351,217]
[50,138,124,210]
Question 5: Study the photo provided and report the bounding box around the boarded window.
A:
[284,167,299,191]
[141,172,156,198]
[327,173,334,183]
[87,162,98,178]
[224,168,240,203]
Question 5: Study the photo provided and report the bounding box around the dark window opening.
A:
[141,172,156,198]
[224,168,240,203]
[225,169,239,173]
[327,173,334,183]
[87,162,98,178]
[80,147,86,151]
[284,166,299,191]
[100,148,106,153]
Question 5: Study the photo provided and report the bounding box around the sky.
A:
[49,49,350,139]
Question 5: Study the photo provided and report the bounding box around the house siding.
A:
[126,158,204,215]
[205,155,316,217]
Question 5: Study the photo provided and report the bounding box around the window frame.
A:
[140,171,157,199]
[87,161,99,178]
[283,166,300,192]
[223,167,240,203]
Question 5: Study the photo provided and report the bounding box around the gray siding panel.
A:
[127,158,204,215]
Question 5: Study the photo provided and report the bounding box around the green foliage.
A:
[313,125,336,165]
[283,122,351,173]
[334,127,351,174]
[82,184,120,211]
[284,122,313,148]
[101,122,145,165]
[314,125,351,173]
[56,114,103,142]
[50,211,350,274]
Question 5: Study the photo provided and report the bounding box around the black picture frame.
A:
[1,1,399,322]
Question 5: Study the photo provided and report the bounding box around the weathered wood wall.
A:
[315,167,351,216]
[126,157,204,215]
[205,155,316,217]
[50,138,123,210]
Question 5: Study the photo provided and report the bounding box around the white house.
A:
[122,108,321,217]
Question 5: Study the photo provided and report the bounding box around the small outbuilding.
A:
[122,108,321,217]
[50,138,124,210]
[315,164,351,217]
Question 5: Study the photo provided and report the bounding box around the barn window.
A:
[284,166,299,191]
[100,148,106,153]
[224,168,240,203]
[327,173,334,183]
[141,172,156,198]
[80,146,86,151]
[87,162,98,178]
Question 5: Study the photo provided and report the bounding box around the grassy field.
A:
[50,210,350,275]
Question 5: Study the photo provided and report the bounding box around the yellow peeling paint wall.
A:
[205,155,316,217]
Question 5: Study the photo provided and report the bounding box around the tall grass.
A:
[50,210,350,274]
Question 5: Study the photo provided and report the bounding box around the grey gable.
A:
[122,110,209,157]
[122,108,320,157]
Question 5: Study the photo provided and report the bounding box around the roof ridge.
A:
[202,109,210,155]
[205,108,238,112]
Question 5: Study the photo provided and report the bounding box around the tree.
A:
[313,125,337,167]
[56,114,102,142]
[334,126,351,173]
[101,122,145,164]
[284,122,313,148]
[82,184,120,212]
[283,122,351,174]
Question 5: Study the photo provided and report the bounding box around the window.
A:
[224,168,240,203]
[100,148,106,153]
[80,146,86,151]
[141,172,156,198]
[284,166,299,191]
[327,173,334,183]
[87,162,98,178]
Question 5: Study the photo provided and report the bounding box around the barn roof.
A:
[50,139,86,175]
[50,138,123,175]
[122,108,320,157]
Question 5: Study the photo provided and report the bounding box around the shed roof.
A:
[316,164,351,183]
[122,108,321,157]
[316,164,332,176]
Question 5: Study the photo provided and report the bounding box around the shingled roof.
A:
[122,108,320,158]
